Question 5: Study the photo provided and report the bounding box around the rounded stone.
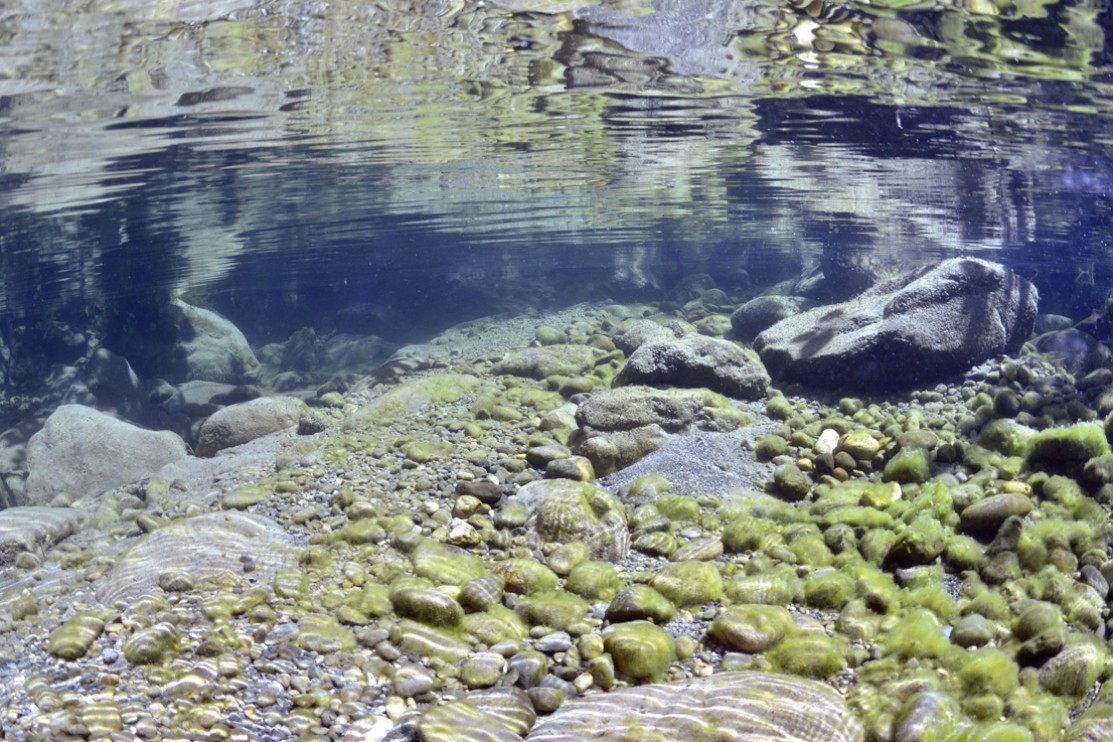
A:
[649,560,723,608]
[461,652,506,688]
[960,494,1033,535]
[709,605,795,653]
[604,620,677,682]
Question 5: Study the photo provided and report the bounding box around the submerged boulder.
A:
[754,258,1038,391]
[195,396,309,457]
[25,404,188,506]
[613,334,769,400]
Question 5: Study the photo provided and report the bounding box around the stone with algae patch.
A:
[525,671,863,741]
[95,511,295,606]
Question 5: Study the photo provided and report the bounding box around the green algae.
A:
[293,614,357,653]
[123,622,181,665]
[649,560,723,608]
[604,620,676,682]
[516,590,590,630]
[564,560,621,601]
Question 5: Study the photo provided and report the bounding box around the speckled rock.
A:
[525,671,864,741]
[25,404,188,505]
[731,296,808,343]
[754,258,1038,391]
[195,396,309,457]
[96,511,296,605]
[613,334,769,400]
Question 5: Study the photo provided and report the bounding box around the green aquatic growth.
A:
[222,484,270,509]
[397,619,471,664]
[900,480,958,528]
[411,539,488,586]
[273,568,310,601]
[603,620,677,682]
[462,604,526,645]
[564,560,621,601]
[754,434,789,461]
[859,528,898,566]
[722,513,775,553]
[47,612,109,660]
[945,534,987,571]
[606,585,678,625]
[802,568,856,610]
[768,632,847,679]
[724,566,799,606]
[649,560,723,608]
[853,563,900,614]
[493,558,559,595]
[709,604,795,653]
[345,373,480,426]
[400,439,453,463]
[788,533,834,567]
[958,647,1020,700]
[293,614,358,653]
[655,494,700,522]
[882,609,951,661]
[773,462,811,501]
[391,585,465,628]
[882,448,931,484]
[626,473,672,502]
[1038,639,1105,698]
[516,590,590,630]
[978,419,1036,457]
[1028,422,1110,474]
[885,512,947,568]
[902,584,956,620]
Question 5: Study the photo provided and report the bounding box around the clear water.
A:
[1,0,1112,423]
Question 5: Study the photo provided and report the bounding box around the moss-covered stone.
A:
[882,448,931,484]
[768,632,847,679]
[885,513,947,568]
[709,604,795,653]
[47,612,108,661]
[606,585,677,625]
[755,435,789,461]
[1038,639,1105,698]
[391,585,465,628]
[517,590,590,630]
[958,647,1019,700]
[773,463,811,501]
[725,567,799,606]
[564,561,622,602]
[649,560,723,608]
[494,558,560,595]
[294,614,358,653]
[978,419,1036,457]
[603,620,676,682]
[655,494,700,522]
[882,609,951,662]
[802,568,856,611]
[1028,422,1110,475]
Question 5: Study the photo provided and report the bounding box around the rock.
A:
[0,507,83,566]
[602,620,676,681]
[1028,422,1110,476]
[730,295,807,342]
[648,559,723,607]
[605,585,677,625]
[1031,328,1110,375]
[195,396,308,457]
[576,385,747,435]
[134,300,260,384]
[526,671,864,741]
[1039,640,1105,698]
[508,479,628,561]
[960,493,1033,535]
[612,319,687,355]
[709,604,795,653]
[754,258,1038,391]
[491,345,599,380]
[95,511,296,605]
[613,335,769,400]
[25,405,188,506]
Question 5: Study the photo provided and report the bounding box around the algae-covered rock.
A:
[768,632,847,679]
[96,511,295,606]
[958,647,1019,699]
[391,585,465,628]
[885,513,947,568]
[417,693,525,741]
[492,344,599,380]
[960,493,1033,535]
[509,479,628,561]
[293,614,357,653]
[894,690,961,742]
[411,539,489,586]
[978,419,1036,457]
[1038,639,1105,698]
[709,604,795,653]
[123,622,180,665]
[603,620,676,681]
[773,462,812,501]
[493,558,559,595]
[347,373,480,424]
[516,590,590,630]
[564,560,621,601]
[882,609,951,661]
[1028,422,1110,475]
[724,566,799,606]
[649,560,723,608]
[882,448,931,484]
[525,671,864,741]
[803,568,856,610]
[605,585,677,625]
[47,612,110,661]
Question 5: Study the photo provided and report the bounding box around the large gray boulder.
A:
[730,295,807,343]
[754,258,1038,391]
[169,300,261,384]
[25,405,188,506]
[195,396,309,457]
[613,334,769,400]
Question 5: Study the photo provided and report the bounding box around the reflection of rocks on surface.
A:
[25,404,188,507]
[755,258,1039,391]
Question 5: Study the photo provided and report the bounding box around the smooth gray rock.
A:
[165,300,261,384]
[195,396,308,457]
[754,258,1038,391]
[0,507,83,566]
[25,404,188,506]
[614,335,769,400]
[731,295,807,343]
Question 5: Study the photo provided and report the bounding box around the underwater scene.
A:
[2,0,1113,739]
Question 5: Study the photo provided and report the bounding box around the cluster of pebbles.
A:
[3,300,1113,741]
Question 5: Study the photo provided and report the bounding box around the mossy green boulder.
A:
[603,620,677,682]
[649,560,723,608]
[709,604,795,653]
